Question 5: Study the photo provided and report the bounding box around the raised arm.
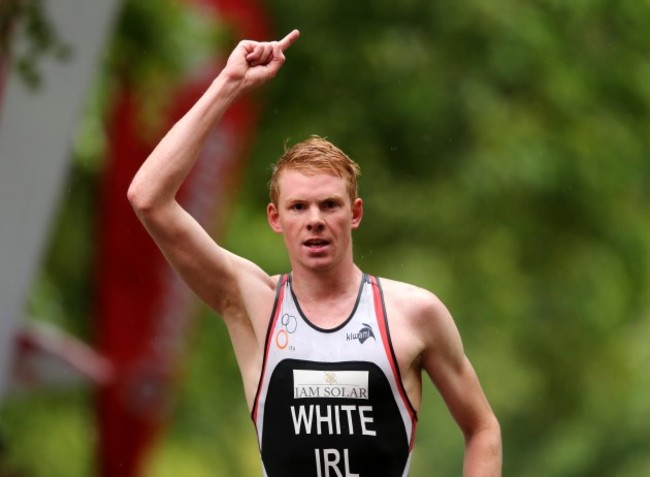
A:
[127,30,300,316]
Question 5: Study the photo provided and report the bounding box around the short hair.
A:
[269,136,361,205]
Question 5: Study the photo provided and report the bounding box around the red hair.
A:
[269,136,361,205]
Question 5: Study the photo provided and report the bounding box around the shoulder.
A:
[377,276,450,326]
[377,276,461,358]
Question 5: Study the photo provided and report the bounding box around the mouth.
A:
[303,238,330,252]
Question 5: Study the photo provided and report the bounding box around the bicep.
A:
[421,307,495,438]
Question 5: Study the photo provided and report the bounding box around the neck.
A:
[290,262,363,303]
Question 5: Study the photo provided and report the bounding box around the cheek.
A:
[281,220,302,237]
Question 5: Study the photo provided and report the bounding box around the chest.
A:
[270,284,383,363]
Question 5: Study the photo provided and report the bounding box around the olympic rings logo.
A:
[275,313,297,350]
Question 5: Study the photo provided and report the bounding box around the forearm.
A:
[463,419,502,477]
[127,72,242,214]
[127,31,299,217]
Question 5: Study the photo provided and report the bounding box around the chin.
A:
[299,257,336,273]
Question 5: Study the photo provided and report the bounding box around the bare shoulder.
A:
[378,277,450,327]
[378,276,461,362]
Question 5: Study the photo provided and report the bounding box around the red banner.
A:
[96,2,270,476]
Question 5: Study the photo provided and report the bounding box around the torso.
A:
[229,272,428,414]
[250,273,419,477]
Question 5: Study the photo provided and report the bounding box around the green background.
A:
[2,0,649,475]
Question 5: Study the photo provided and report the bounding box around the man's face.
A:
[267,169,363,273]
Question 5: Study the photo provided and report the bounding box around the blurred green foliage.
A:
[1,0,650,476]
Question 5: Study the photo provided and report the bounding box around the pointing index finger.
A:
[278,29,300,51]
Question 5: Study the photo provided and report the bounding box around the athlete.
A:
[127,30,502,476]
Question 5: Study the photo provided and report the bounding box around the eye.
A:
[289,202,305,211]
[323,199,339,210]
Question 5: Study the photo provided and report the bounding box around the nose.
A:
[306,206,325,232]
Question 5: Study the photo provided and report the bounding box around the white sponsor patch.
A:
[293,370,369,400]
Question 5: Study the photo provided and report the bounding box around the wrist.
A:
[208,71,245,107]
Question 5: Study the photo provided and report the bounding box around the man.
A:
[128,30,501,477]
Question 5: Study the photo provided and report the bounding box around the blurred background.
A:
[1,0,649,476]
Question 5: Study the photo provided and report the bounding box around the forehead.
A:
[276,169,348,202]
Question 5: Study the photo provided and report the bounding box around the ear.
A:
[267,202,283,233]
[351,198,363,230]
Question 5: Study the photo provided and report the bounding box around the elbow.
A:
[463,415,502,477]
[489,415,502,447]
[483,413,501,439]
[127,179,154,218]
[127,178,175,227]
[127,181,143,211]
[476,415,502,459]
[464,412,501,447]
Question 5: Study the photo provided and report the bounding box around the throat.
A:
[290,269,364,330]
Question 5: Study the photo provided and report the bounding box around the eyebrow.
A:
[284,194,345,204]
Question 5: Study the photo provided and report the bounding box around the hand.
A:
[222,29,300,95]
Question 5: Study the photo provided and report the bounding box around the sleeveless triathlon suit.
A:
[252,274,417,477]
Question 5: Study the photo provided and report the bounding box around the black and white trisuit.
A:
[252,273,418,477]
